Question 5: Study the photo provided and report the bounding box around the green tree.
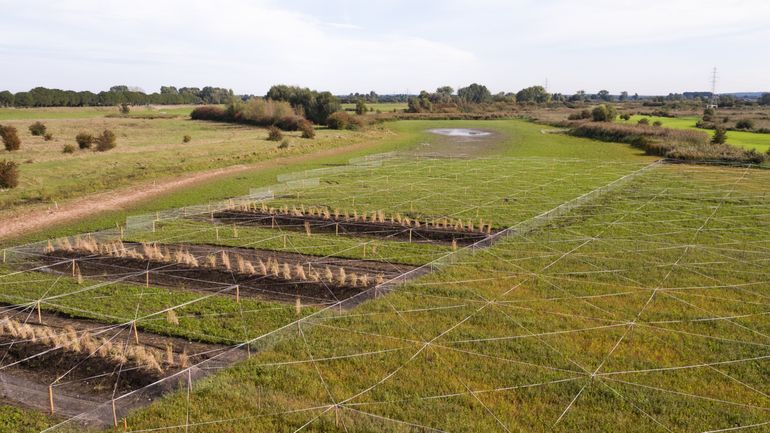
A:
[0,91,14,107]
[712,128,727,144]
[759,93,770,106]
[619,91,629,102]
[597,90,612,101]
[457,83,492,103]
[591,104,617,122]
[355,99,367,115]
[516,86,550,104]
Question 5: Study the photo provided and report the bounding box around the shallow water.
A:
[428,128,492,137]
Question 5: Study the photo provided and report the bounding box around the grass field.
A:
[341,102,408,112]
[0,105,197,121]
[0,117,767,433]
[0,115,384,218]
[619,114,770,153]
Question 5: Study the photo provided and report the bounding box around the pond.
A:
[427,128,492,137]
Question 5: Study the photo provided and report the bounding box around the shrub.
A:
[326,111,351,130]
[62,144,76,153]
[712,128,727,144]
[591,104,617,122]
[0,125,21,151]
[29,121,46,136]
[637,118,650,126]
[75,132,93,149]
[735,119,754,130]
[619,113,631,121]
[43,133,53,141]
[191,105,228,121]
[182,135,192,143]
[120,103,130,114]
[267,126,283,141]
[94,129,117,151]
[0,160,19,188]
[653,120,663,127]
[299,119,315,139]
[278,139,290,149]
[567,109,592,121]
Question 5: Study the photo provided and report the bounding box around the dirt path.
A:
[0,140,385,242]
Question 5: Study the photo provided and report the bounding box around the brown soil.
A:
[39,243,417,305]
[0,138,388,242]
[0,308,245,426]
[212,210,491,245]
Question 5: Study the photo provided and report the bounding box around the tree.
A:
[266,85,340,124]
[619,91,629,102]
[591,104,617,122]
[457,83,492,103]
[0,91,13,107]
[95,130,117,151]
[712,128,727,144]
[597,90,612,102]
[759,93,770,106]
[516,86,550,104]
[355,99,367,115]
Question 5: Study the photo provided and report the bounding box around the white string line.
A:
[707,365,770,401]
[342,406,449,432]
[638,323,770,349]
[9,156,764,428]
[597,354,770,377]
[603,377,770,411]
[701,421,770,433]
[596,379,675,433]
[553,167,751,427]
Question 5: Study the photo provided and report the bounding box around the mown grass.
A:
[619,114,770,153]
[112,162,770,433]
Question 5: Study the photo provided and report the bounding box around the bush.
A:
[94,129,117,151]
[0,160,19,189]
[653,120,663,127]
[120,103,130,114]
[0,125,21,151]
[43,133,53,141]
[266,126,283,141]
[76,132,93,149]
[712,128,727,144]
[182,135,192,143]
[29,121,46,136]
[619,113,631,121]
[299,119,315,139]
[591,104,617,122]
[327,111,351,130]
[278,139,290,149]
[735,119,754,130]
[191,105,228,121]
[637,118,650,126]
[62,144,76,153]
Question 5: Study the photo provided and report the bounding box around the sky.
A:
[1,0,769,96]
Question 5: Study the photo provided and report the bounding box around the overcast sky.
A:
[1,0,769,95]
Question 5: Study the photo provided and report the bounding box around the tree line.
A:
[0,85,234,107]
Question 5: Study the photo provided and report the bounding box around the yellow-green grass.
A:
[619,114,770,153]
[0,115,385,216]
[341,102,408,112]
[0,105,198,121]
[115,163,770,432]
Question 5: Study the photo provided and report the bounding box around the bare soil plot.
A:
[212,209,492,245]
[0,308,244,426]
[36,240,417,304]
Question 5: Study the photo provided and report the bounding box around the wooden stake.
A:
[152,220,156,233]
[215,227,219,241]
[112,399,118,427]
[48,385,55,414]
[123,418,128,432]
[408,229,412,243]
[235,285,240,303]
[271,216,275,228]
[37,302,42,324]
[145,271,149,288]
[335,223,339,236]
[335,405,340,427]
[295,296,301,316]
[1,249,5,264]
[283,235,287,248]
[132,321,140,345]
